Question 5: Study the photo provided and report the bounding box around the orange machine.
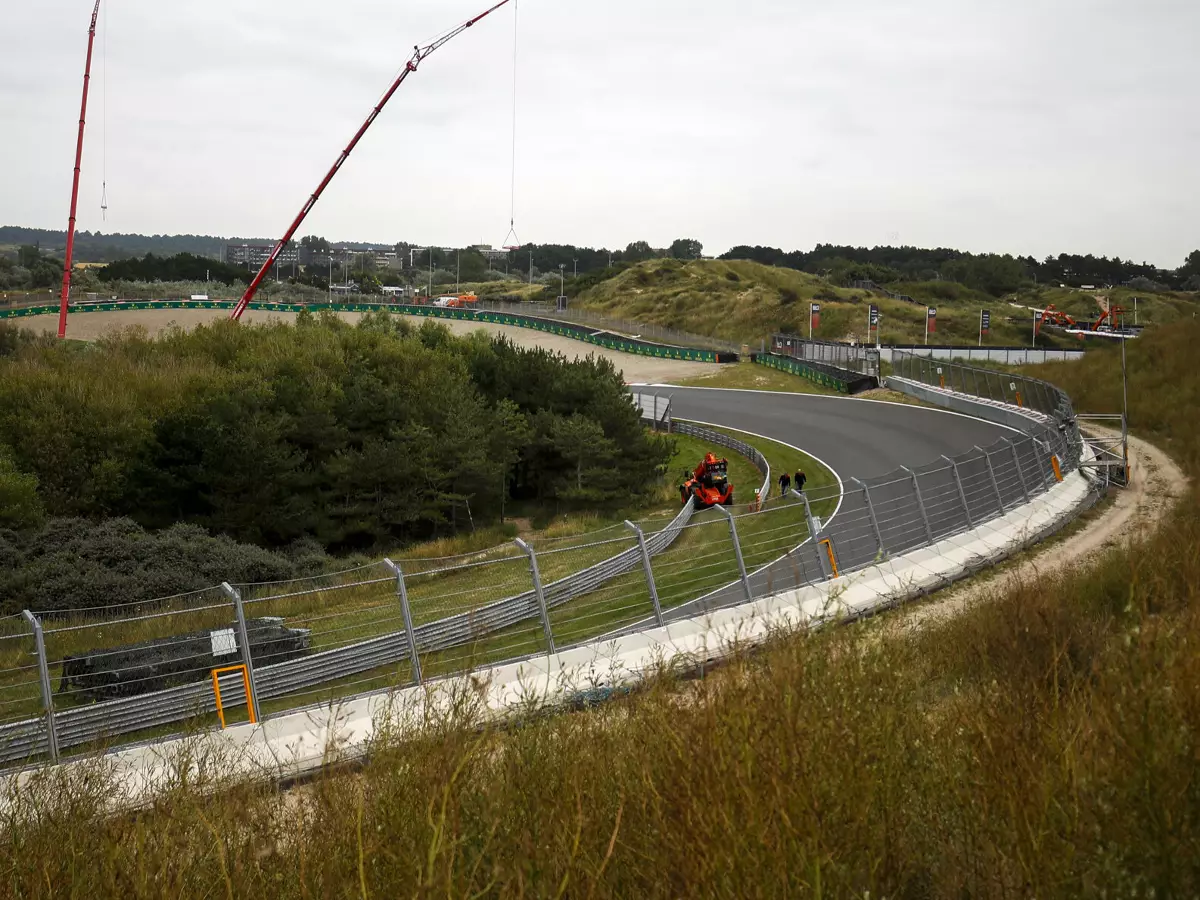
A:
[680,453,734,509]
[1092,304,1125,331]
[1034,303,1077,336]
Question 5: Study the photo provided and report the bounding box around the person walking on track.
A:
[779,471,791,497]
[794,469,807,492]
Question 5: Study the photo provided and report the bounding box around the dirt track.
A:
[893,426,1188,632]
[17,309,722,385]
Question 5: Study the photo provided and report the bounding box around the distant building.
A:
[471,245,509,261]
[225,243,299,270]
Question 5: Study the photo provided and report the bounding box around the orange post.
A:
[211,665,257,728]
[1015,391,1023,407]
[1050,455,1063,483]
[818,539,839,578]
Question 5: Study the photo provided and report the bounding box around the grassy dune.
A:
[6,325,1197,895]
[574,258,1086,348]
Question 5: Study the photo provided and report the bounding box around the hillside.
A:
[573,258,1086,348]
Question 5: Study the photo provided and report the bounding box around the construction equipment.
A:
[1034,303,1079,337]
[230,0,514,321]
[1092,304,1126,332]
[680,453,734,509]
[56,0,103,340]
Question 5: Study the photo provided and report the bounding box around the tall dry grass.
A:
[1,323,1197,897]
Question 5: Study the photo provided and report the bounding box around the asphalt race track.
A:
[620,386,1023,626]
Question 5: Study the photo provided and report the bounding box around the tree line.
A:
[0,313,673,556]
[719,244,1200,294]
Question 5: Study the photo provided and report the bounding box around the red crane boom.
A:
[231,0,513,321]
[57,0,102,339]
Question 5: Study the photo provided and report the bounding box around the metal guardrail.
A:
[889,350,1083,473]
[0,414,774,766]
[478,300,743,354]
[0,356,1094,770]
[0,299,738,363]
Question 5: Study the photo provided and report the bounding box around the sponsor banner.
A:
[981,309,991,333]
[869,304,880,329]
[811,302,821,331]
[927,307,937,333]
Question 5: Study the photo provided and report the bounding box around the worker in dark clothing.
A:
[779,472,791,497]
[794,469,807,492]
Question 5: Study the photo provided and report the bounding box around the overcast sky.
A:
[2,0,1197,266]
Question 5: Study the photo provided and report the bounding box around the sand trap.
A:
[17,308,724,385]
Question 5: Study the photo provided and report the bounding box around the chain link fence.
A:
[0,376,1094,770]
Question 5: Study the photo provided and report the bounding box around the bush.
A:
[0,315,673,553]
[0,517,318,615]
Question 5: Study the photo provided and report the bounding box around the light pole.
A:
[456,249,461,294]
[328,259,332,303]
[528,251,533,285]
[573,258,578,279]
[559,263,565,298]
[429,247,434,300]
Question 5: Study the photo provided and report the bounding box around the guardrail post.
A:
[1005,438,1030,503]
[849,478,886,558]
[1032,438,1055,489]
[383,559,422,686]
[514,539,556,655]
[975,445,1006,514]
[624,521,665,627]
[941,455,974,529]
[901,466,936,545]
[794,490,835,579]
[713,505,753,602]
[221,583,262,725]
[21,610,59,763]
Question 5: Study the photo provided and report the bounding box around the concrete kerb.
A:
[0,466,1095,815]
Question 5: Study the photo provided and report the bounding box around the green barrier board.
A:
[1,301,735,363]
[754,353,853,393]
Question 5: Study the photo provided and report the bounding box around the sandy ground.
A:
[21,309,722,385]
[892,425,1189,633]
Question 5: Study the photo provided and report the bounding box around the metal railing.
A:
[889,350,1084,472]
[0,374,1095,770]
[476,300,742,353]
[770,334,881,377]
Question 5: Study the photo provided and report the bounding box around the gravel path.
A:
[19,309,723,385]
[892,425,1188,632]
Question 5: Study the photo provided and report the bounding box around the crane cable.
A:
[503,0,520,248]
[100,0,108,220]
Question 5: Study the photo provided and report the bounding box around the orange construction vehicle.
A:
[680,453,734,509]
[1034,303,1078,336]
[1092,304,1125,331]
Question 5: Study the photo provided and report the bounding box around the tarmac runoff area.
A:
[17,308,723,385]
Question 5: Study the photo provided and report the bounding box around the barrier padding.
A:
[752,352,877,394]
[2,301,739,364]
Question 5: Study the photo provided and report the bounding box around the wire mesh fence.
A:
[0,370,1089,770]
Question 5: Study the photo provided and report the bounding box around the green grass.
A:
[6,322,1198,897]
[0,424,840,758]
[573,258,1090,349]
[669,360,840,395]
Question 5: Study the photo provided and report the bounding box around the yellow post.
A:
[818,539,839,578]
[211,665,257,729]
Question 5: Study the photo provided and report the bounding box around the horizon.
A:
[3,1,1197,270]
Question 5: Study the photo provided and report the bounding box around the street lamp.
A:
[528,251,533,285]
[573,258,578,279]
[559,263,565,298]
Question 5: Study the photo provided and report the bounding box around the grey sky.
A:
[3,0,1197,266]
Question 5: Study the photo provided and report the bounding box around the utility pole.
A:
[429,247,434,299]
[456,249,460,293]
[573,258,578,279]
[528,250,533,285]
[559,263,565,298]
